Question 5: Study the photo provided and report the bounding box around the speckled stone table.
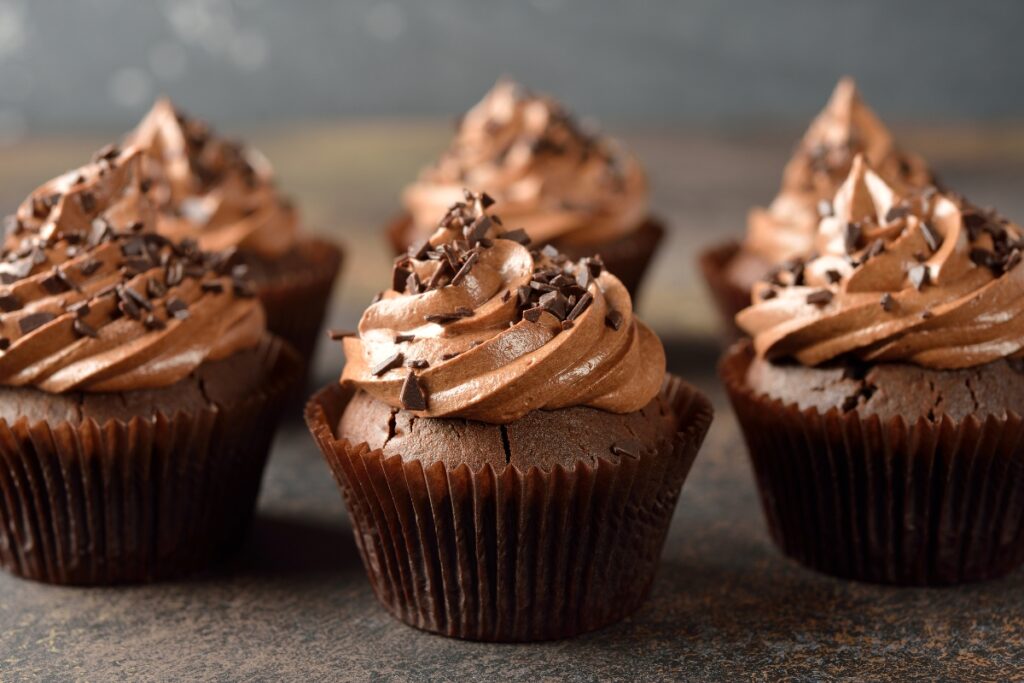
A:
[1,126,1024,681]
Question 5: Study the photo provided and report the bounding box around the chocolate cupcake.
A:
[723,155,1024,585]
[0,148,300,584]
[388,79,664,298]
[126,99,343,366]
[308,191,712,640]
[700,77,933,337]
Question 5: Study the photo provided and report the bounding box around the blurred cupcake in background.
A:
[127,99,344,368]
[388,79,664,298]
[309,191,712,640]
[0,147,300,584]
[700,77,933,337]
[722,154,1024,585]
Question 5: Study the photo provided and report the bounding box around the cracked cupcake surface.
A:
[736,154,1024,420]
[342,191,665,424]
[1,146,265,392]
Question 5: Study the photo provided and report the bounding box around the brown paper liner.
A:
[386,212,664,300]
[305,375,712,641]
[0,337,301,585]
[256,235,344,364]
[697,239,749,340]
[721,341,1024,586]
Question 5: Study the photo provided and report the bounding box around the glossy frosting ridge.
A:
[745,77,933,264]
[127,98,299,259]
[342,191,665,423]
[738,155,1024,370]
[402,79,648,249]
[1,147,265,392]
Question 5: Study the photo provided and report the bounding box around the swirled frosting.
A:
[125,98,299,259]
[744,77,933,264]
[0,147,265,392]
[738,154,1024,370]
[402,79,648,248]
[342,191,665,423]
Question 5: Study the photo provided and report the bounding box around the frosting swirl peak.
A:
[126,98,298,259]
[402,79,648,248]
[342,191,664,423]
[1,147,265,392]
[745,77,933,264]
[738,155,1024,370]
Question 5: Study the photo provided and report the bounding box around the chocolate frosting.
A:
[745,77,933,264]
[126,98,299,259]
[1,147,265,392]
[341,191,665,423]
[402,79,648,248]
[738,155,1024,370]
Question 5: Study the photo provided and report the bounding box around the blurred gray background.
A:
[0,0,1021,140]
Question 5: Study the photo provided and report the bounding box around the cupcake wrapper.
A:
[0,337,301,585]
[387,213,664,300]
[697,239,749,339]
[721,342,1024,586]
[305,375,712,641]
[257,236,344,364]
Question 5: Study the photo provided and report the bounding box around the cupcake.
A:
[126,99,344,365]
[388,79,664,298]
[700,77,933,337]
[308,191,712,640]
[0,147,300,584]
[722,154,1024,585]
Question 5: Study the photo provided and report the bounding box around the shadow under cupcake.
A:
[723,154,1024,586]
[308,191,712,641]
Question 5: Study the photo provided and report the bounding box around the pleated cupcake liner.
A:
[257,235,344,367]
[386,213,664,300]
[305,375,713,642]
[720,341,1024,586]
[697,239,749,340]
[0,336,302,585]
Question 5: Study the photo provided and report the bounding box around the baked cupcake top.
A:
[745,77,933,264]
[402,79,648,248]
[342,190,665,423]
[125,98,299,260]
[1,146,265,393]
[738,154,1024,370]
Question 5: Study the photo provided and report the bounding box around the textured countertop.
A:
[2,124,1024,681]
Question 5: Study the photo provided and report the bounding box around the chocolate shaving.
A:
[499,228,530,245]
[880,293,895,312]
[166,297,189,320]
[370,351,404,376]
[806,289,833,306]
[824,269,842,284]
[72,318,99,338]
[394,333,416,343]
[18,311,55,334]
[328,329,355,340]
[908,264,930,290]
[400,372,427,411]
[844,222,862,254]
[406,359,430,370]
[450,251,479,286]
[605,309,624,331]
[565,291,593,322]
[392,264,412,292]
[0,294,21,312]
[424,307,473,324]
[919,221,943,252]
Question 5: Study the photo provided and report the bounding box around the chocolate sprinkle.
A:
[400,372,427,411]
